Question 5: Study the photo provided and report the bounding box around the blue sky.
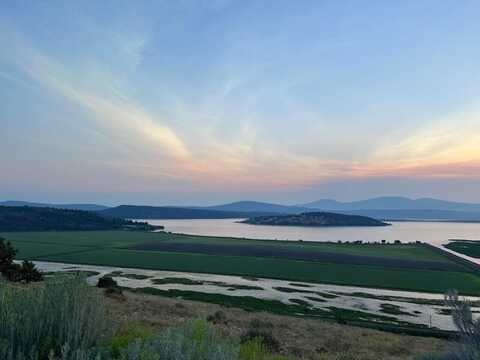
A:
[1,0,480,205]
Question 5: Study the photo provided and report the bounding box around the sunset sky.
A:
[1,0,479,205]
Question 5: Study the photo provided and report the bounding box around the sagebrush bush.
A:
[240,329,281,353]
[207,311,227,325]
[107,326,154,358]
[0,275,109,359]
[0,274,287,360]
[117,319,239,360]
[239,338,288,360]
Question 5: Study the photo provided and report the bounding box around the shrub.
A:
[240,329,281,353]
[97,276,118,289]
[0,275,109,359]
[2,261,43,283]
[239,338,288,360]
[20,261,43,283]
[421,290,480,360]
[107,325,153,358]
[207,311,227,325]
[3,262,23,282]
[119,319,239,360]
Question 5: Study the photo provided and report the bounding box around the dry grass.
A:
[105,290,448,360]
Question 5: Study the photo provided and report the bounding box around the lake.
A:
[144,219,480,246]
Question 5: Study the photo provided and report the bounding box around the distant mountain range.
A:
[201,201,308,214]
[3,196,480,221]
[98,205,273,219]
[0,201,109,211]
[194,197,480,222]
[301,196,480,212]
[332,209,480,222]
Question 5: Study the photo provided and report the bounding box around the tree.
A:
[0,237,42,282]
[0,237,17,273]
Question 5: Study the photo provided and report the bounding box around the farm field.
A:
[3,230,480,295]
[445,240,480,258]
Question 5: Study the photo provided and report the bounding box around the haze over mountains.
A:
[3,197,480,221]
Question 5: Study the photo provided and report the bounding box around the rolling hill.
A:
[334,209,480,222]
[0,206,147,231]
[202,201,308,214]
[0,201,109,211]
[98,205,271,219]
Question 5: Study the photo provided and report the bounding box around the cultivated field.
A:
[3,230,480,295]
[445,240,480,258]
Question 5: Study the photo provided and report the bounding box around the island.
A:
[241,211,390,227]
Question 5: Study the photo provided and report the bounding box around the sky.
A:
[1,0,480,205]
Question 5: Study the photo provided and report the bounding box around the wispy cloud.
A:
[1,26,190,164]
[366,104,480,177]
[1,4,480,200]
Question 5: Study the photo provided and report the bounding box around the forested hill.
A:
[242,212,390,227]
[0,206,148,231]
[98,205,269,219]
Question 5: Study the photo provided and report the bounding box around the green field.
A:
[445,241,480,258]
[2,230,480,295]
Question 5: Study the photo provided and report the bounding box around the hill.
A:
[302,196,480,212]
[0,206,150,231]
[242,212,389,227]
[336,209,480,222]
[0,201,109,211]
[202,201,307,214]
[99,205,270,219]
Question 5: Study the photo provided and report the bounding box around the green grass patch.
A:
[130,287,423,329]
[3,230,480,295]
[152,277,204,285]
[379,303,415,316]
[273,287,312,294]
[151,277,263,290]
[304,296,326,303]
[223,284,263,291]
[289,299,312,307]
[445,241,480,258]
[289,283,312,287]
[332,292,451,306]
[33,247,480,295]
[112,273,152,280]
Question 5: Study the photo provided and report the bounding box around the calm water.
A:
[144,218,480,246]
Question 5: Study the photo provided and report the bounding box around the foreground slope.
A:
[106,290,447,359]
